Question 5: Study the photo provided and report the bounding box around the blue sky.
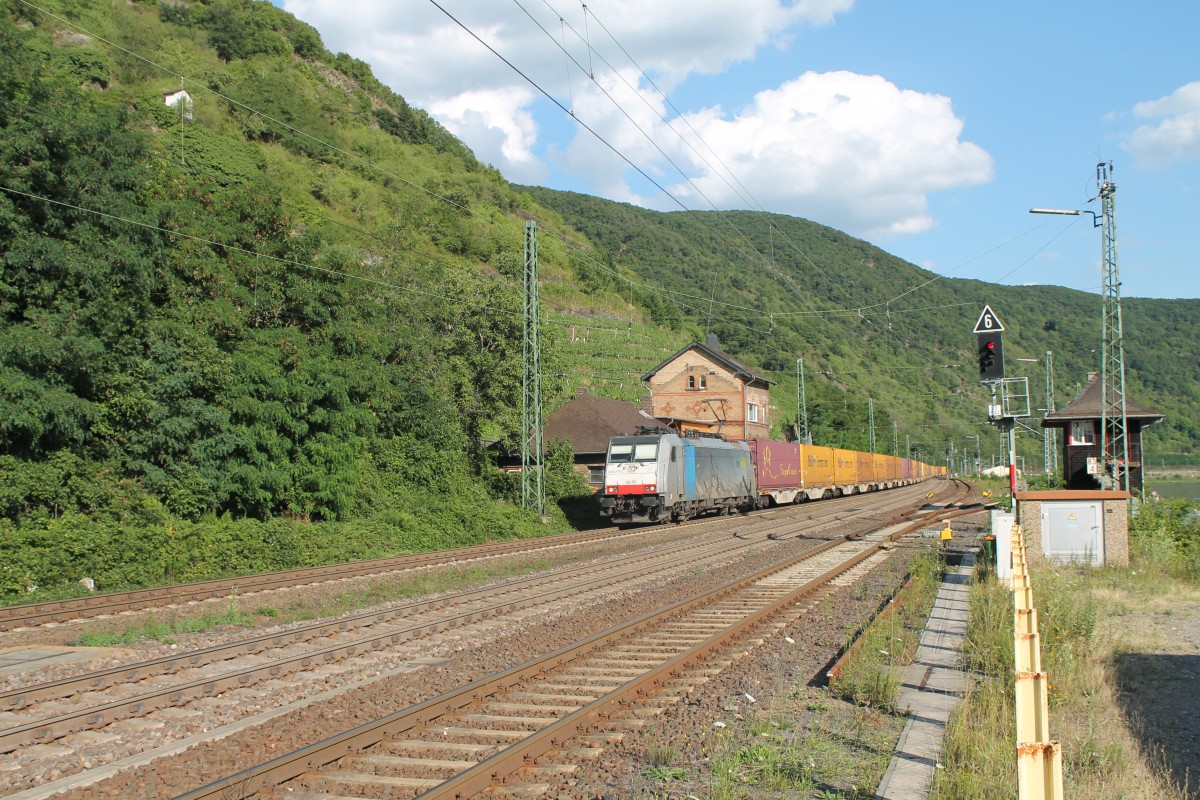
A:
[280,0,1199,300]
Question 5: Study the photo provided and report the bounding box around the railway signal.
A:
[973,305,1006,384]
[974,305,1015,501]
[978,334,1005,382]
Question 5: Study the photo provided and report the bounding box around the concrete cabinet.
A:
[1041,501,1103,565]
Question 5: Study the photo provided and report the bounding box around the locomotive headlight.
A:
[646,484,656,493]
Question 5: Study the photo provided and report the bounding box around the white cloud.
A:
[428,87,545,183]
[1124,81,1200,169]
[664,72,994,239]
[280,1,990,240]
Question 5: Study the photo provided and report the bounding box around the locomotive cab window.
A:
[608,444,634,463]
[608,442,659,463]
[632,443,658,461]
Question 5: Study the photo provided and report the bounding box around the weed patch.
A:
[75,599,258,646]
[831,545,943,712]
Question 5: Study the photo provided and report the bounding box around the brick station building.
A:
[640,334,773,441]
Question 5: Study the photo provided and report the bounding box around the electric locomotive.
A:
[598,432,762,525]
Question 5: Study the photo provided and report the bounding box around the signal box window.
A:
[1069,421,1095,446]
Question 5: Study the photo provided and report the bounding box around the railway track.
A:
[175,511,945,800]
[0,484,963,755]
[0,527,654,632]
[1,481,984,799]
[0,479,959,633]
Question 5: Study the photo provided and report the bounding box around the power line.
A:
[16,0,1072,382]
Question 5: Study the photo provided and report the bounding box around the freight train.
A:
[598,432,945,525]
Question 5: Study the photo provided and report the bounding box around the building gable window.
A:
[1069,421,1095,446]
[687,376,696,390]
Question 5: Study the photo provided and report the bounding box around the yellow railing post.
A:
[1008,525,1064,800]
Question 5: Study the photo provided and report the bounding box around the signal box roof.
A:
[1042,372,1164,427]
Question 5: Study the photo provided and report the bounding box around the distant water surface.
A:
[1145,480,1200,502]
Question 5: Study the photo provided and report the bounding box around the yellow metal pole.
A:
[1008,522,1064,800]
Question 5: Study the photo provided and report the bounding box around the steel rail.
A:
[0,527,646,631]
[0,489,930,752]
[0,479,940,631]
[0,524,789,751]
[172,508,948,800]
[0,486,909,709]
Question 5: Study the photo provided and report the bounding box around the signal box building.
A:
[1040,372,1163,493]
[640,334,773,441]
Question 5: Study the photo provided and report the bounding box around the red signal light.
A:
[977,334,1004,382]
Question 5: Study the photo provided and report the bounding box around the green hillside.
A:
[1,0,1195,600]
[521,188,1200,466]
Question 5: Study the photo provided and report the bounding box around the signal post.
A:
[975,306,1028,505]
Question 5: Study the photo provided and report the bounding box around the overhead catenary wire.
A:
[510,0,829,317]
[516,0,1085,319]
[535,0,860,312]
[14,0,1082,375]
[12,1,799,343]
[0,181,663,342]
[22,0,1037,334]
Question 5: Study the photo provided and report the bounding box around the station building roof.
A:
[545,389,670,456]
[640,333,772,387]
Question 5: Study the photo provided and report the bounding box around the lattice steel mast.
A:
[521,221,545,516]
[795,358,809,444]
[1097,163,1130,492]
[1043,351,1057,476]
[867,399,876,454]
[1030,164,1130,492]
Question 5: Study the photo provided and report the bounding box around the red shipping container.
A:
[748,440,803,491]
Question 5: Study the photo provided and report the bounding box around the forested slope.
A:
[0,0,604,597]
[521,188,1200,463]
[0,0,1195,601]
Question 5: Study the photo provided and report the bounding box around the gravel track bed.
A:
[2,486,945,798]
[0,527,718,696]
[4,516,870,798]
[566,522,989,798]
[0,525,706,652]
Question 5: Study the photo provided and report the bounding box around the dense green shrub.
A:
[1131,498,1199,581]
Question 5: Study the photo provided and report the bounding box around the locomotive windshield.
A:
[607,441,659,463]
